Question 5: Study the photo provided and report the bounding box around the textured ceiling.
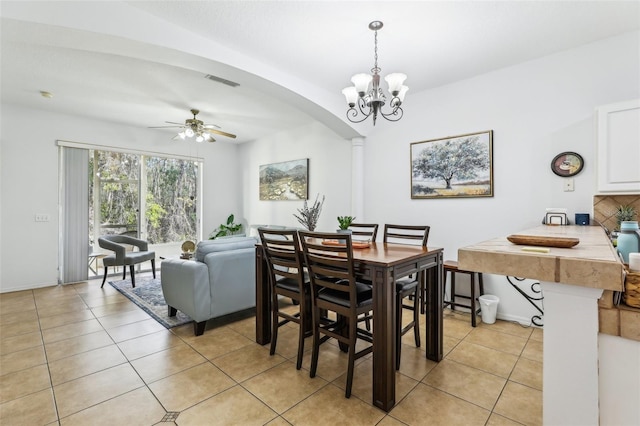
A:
[1,1,639,144]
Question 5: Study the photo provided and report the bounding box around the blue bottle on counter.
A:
[617,221,640,264]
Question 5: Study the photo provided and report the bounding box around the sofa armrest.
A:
[160,259,211,322]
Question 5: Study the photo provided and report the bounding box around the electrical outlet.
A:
[563,178,575,192]
[35,214,50,222]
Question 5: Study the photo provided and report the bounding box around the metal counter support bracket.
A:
[506,276,544,326]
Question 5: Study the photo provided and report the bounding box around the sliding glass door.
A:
[89,150,200,278]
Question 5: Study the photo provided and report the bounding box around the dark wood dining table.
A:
[255,240,444,412]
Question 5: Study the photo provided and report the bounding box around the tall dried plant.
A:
[293,194,325,231]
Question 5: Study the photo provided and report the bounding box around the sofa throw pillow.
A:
[195,236,257,262]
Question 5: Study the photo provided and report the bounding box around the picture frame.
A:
[550,152,583,177]
[410,130,494,199]
[259,158,309,200]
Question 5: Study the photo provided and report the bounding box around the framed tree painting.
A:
[259,158,309,200]
[410,130,494,199]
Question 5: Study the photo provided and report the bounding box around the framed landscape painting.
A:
[410,130,494,199]
[259,158,309,200]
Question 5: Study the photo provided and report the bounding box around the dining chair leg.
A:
[296,311,306,370]
[345,316,358,398]
[413,279,421,348]
[309,308,321,379]
[122,266,126,280]
[151,259,156,279]
[396,294,403,370]
[269,296,279,356]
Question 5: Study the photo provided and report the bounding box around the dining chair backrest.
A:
[348,223,379,242]
[383,224,430,247]
[298,231,358,311]
[258,228,306,291]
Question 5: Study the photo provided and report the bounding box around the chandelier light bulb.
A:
[342,87,358,106]
[185,128,195,138]
[196,135,204,143]
[384,73,407,96]
[351,73,373,96]
[396,85,409,102]
[178,131,186,140]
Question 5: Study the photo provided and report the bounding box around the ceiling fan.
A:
[149,108,237,142]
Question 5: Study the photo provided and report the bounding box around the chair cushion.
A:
[274,277,307,293]
[317,281,372,308]
[102,251,155,266]
[195,236,257,262]
[396,277,418,292]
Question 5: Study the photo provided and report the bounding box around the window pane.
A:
[144,157,198,244]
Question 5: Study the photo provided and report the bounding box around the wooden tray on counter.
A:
[507,234,580,248]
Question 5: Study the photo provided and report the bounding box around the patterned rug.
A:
[108,276,192,329]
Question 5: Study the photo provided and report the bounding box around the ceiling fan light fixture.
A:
[149,109,237,142]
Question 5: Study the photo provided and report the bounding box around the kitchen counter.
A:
[457,224,633,425]
[458,224,624,291]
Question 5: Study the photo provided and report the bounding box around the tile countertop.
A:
[458,225,625,291]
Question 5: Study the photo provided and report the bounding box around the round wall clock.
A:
[551,152,584,177]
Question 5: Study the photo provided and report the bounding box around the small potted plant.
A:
[337,216,355,233]
[616,205,637,230]
[209,214,242,239]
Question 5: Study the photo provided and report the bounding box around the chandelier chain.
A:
[372,29,380,74]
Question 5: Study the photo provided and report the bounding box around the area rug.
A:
[108,276,192,329]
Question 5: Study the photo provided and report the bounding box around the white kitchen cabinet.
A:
[596,99,640,193]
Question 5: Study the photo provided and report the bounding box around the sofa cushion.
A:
[195,236,257,262]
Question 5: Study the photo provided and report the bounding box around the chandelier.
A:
[342,21,408,125]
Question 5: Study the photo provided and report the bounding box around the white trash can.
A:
[478,295,499,324]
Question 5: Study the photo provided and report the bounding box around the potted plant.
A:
[337,216,355,233]
[293,194,325,231]
[209,214,242,239]
[616,205,637,230]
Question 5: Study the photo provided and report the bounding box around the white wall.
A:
[238,121,353,232]
[358,31,639,324]
[0,105,242,292]
[239,31,640,325]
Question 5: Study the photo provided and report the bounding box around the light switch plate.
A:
[564,178,575,192]
[35,214,50,222]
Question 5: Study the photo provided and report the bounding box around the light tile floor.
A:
[0,277,543,425]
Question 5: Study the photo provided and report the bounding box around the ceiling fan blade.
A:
[149,125,185,129]
[205,128,237,139]
[165,121,186,125]
[203,123,221,129]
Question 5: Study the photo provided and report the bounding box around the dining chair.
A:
[298,230,374,398]
[347,223,379,242]
[383,224,430,370]
[258,228,311,369]
[98,235,156,288]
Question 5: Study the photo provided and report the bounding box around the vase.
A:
[617,221,640,264]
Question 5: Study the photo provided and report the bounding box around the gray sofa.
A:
[160,235,257,335]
